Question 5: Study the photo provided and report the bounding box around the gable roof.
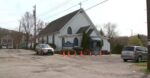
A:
[76,25,90,34]
[87,29,94,35]
[38,9,80,36]
[76,25,94,35]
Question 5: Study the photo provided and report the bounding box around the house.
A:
[37,8,110,52]
[0,28,27,49]
[0,35,13,48]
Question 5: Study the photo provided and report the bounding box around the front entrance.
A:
[73,37,78,47]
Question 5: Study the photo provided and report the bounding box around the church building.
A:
[38,8,110,52]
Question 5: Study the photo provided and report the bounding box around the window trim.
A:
[67,27,72,34]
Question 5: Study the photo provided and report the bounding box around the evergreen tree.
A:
[81,32,90,50]
[100,29,104,36]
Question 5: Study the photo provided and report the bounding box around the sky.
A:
[0,0,147,36]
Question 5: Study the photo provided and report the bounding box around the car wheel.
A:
[123,59,128,62]
[49,52,54,55]
[36,51,39,55]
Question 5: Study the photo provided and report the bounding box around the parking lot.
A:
[0,49,149,78]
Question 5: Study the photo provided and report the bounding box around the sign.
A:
[63,41,73,47]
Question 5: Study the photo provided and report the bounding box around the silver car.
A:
[35,44,54,55]
[121,46,148,62]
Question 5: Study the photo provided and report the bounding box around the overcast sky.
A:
[0,0,147,36]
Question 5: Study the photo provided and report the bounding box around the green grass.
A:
[135,62,147,67]
[134,62,150,73]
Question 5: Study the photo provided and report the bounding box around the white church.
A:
[37,8,110,53]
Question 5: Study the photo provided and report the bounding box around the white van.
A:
[121,46,148,62]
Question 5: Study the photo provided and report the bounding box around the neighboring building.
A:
[38,8,110,52]
[0,35,13,48]
[0,30,27,49]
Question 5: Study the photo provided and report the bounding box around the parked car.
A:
[121,46,148,62]
[35,44,54,55]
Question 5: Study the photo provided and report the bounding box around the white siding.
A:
[43,36,47,43]
[38,37,42,43]
[54,33,62,51]
[78,36,82,47]
[90,31,98,37]
[36,38,39,43]
[102,39,110,52]
[48,35,53,43]
[60,12,91,35]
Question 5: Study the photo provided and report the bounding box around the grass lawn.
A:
[134,62,150,73]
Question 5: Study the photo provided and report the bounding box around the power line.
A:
[42,4,79,21]
[38,0,73,17]
[41,0,90,21]
[85,0,109,11]
[59,4,79,13]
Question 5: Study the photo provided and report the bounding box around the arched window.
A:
[67,27,72,34]
[74,38,78,46]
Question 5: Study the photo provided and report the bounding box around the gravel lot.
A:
[0,49,149,78]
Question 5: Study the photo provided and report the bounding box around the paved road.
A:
[0,49,149,78]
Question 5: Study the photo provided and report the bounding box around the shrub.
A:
[73,47,83,52]
[112,44,123,54]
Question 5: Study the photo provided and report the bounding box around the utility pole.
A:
[146,0,150,70]
[33,5,36,48]
[19,21,21,32]
[79,2,82,9]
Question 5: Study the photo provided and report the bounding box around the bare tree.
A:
[36,20,45,35]
[99,28,105,36]
[20,12,34,48]
[19,12,46,48]
[103,22,118,39]
[11,31,23,48]
[103,22,118,54]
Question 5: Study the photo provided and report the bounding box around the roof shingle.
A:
[38,9,80,36]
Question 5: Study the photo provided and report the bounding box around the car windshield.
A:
[41,44,50,48]
[123,47,134,51]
